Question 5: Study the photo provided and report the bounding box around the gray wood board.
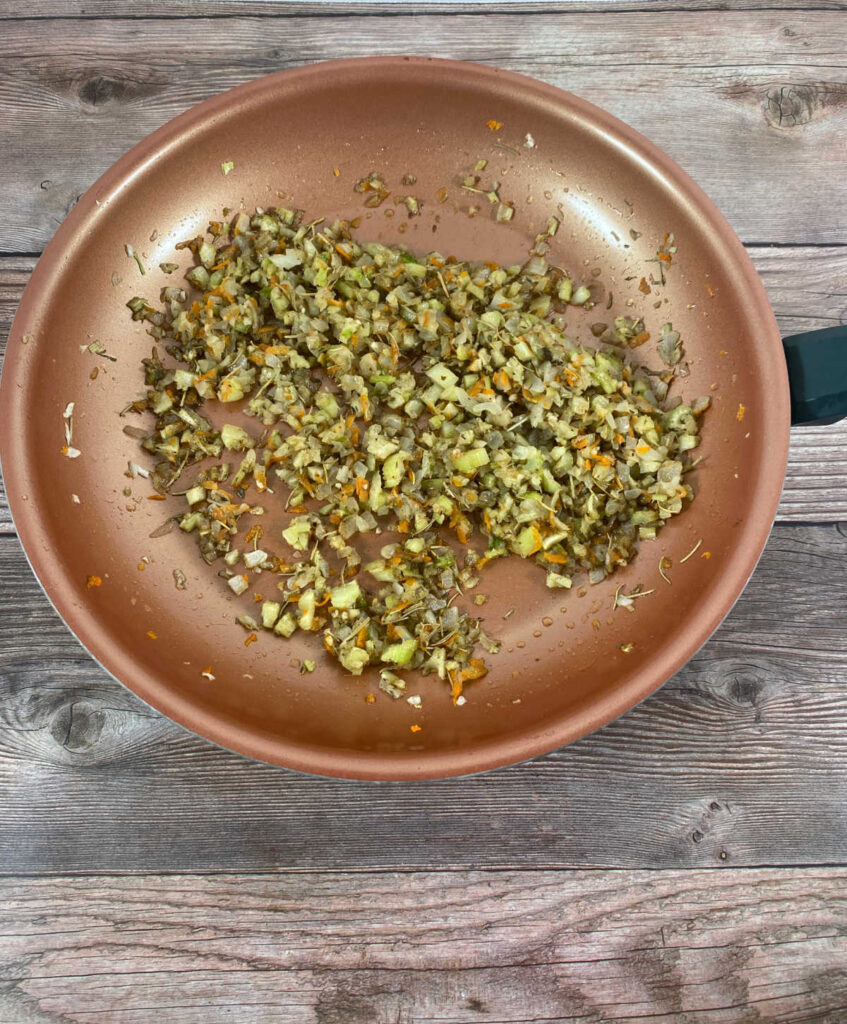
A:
[4,0,845,16]
[1,12,846,250]
[1,868,846,1023]
[0,522,845,874]
[1,249,845,534]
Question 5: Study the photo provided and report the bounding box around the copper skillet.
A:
[1,58,844,781]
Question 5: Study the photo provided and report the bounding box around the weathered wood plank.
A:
[2,245,844,533]
[0,523,845,873]
[1,868,846,1023]
[0,12,845,250]
[4,0,842,15]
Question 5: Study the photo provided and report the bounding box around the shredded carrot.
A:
[701,551,711,559]
[525,525,543,555]
[86,575,102,588]
[486,119,503,131]
[147,630,158,640]
[410,724,422,733]
[354,476,369,500]
[365,693,376,704]
[244,633,258,647]
[736,403,746,422]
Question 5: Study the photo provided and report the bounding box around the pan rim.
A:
[0,56,790,780]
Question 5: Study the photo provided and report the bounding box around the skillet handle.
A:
[783,325,847,425]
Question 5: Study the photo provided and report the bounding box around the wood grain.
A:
[3,245,844,533]
[1,12,846,251]
[0,522,845,874]
[3,0,844,17]
[1,868,846,1023]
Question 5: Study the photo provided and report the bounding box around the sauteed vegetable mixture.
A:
[125,207,707,702]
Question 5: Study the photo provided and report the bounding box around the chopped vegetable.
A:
[125,206,708,702]
[125,244,146,276]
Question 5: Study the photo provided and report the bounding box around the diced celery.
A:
[330,580,361,609]
[380,638,417,666]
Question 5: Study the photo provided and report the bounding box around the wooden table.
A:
[2,2,846,1020]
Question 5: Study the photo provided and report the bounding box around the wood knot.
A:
[50,700,105,752]
[686,798,737,857]
[729,673,763,707]
[763,85,818,128]
[78,75,131,108]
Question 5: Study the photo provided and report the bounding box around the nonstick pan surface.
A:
[0,58,789,779]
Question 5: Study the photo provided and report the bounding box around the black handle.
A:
[783,325,847,426]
